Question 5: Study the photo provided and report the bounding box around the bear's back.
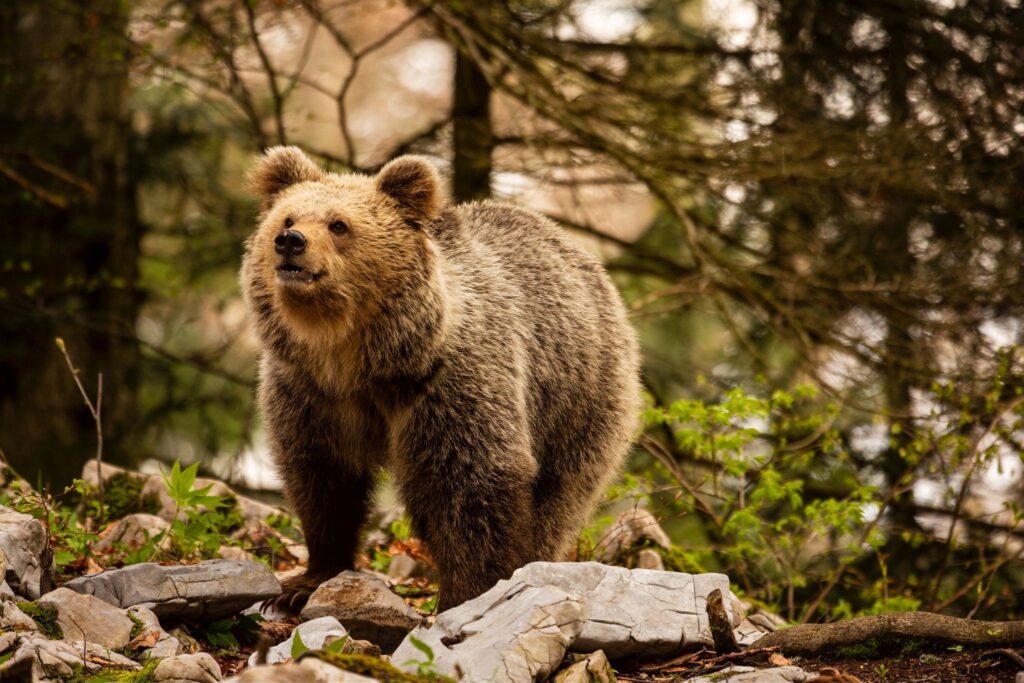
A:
[436,201,639,455]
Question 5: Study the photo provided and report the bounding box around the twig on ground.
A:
[55,337,104,519]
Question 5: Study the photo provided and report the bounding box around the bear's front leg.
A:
[395,385,539,612]
[259,370,384,612]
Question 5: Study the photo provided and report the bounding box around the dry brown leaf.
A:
[84,557,105,575]
[128,630,160,649]
[768,652,792,666]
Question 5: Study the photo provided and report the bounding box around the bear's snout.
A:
[274,228,307,258]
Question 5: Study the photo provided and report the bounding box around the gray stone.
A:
[553,651,616,683]
[38,587,135,649]
[595,508,671,562]
[0,598,37,631]
[387,553,427,579]
[128,604,183,658]
[0,505,50,599]
[226,659,379,682]
[394,583,584,683]
[688,665,812,683]
[300,571,422,652]
[510,562,737,659]
[154,653,223,682]
[0,633,139,681]
[92,513,171,553]
[63,559,280,620]
[247,616,349,667]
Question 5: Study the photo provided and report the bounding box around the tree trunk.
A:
[451,48,492,202]
[0,0,141,487]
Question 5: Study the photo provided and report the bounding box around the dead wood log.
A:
[750,613,1024,656]
[706,588,740,654]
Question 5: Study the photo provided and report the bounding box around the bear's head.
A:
[241,146,449,365]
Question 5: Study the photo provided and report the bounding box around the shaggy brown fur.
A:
[241,147,641,612]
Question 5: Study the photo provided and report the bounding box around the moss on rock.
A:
[17,601,63,639]
[299,651,454,683]
[103,472,150,520]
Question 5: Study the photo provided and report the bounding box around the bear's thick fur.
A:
[241,147,641,611]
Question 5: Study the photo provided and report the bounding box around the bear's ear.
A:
[375,156,444,226]
[249,146,323,206]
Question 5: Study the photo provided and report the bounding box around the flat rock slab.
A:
[300,571,423,652]
[63,559,280,620]
[510,562,738,659]
[0,505,49,599]
[394,583,584,683]
[39,587,136,649]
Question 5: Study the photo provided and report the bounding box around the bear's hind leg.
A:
[396,394,538,612]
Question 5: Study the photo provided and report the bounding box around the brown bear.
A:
[241,146,641,612]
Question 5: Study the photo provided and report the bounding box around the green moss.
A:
[127,612,145,641]
[899,638,927,656]
[835,638,880,658]
[84,658,161,682]
[299,651,454,683]
[103,472,149,519]
[17,601,63,639]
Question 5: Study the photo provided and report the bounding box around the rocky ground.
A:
[0,459,1021,682]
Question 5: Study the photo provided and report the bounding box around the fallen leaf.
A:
[128,630,160,649]
[769,652,791,666]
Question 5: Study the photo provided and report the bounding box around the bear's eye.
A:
[284,217,294,228]
[328,220,349,235]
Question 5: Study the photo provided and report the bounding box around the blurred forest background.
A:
[2,0,1023,624]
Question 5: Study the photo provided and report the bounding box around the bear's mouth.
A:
[276,264,322,284]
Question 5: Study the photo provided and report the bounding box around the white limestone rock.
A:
[0,505,50,599]
[153,653,223,682]
[510,562,737,659]
[247,616,349,667]
[394,582,584,683]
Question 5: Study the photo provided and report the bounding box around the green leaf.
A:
[406,635,434,664]
[291,629,309,660]
[324,634,350,654]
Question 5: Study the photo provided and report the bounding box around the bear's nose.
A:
[274,229,307,257]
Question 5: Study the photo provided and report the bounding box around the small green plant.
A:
[291,629,309,660]
[159,460,247,561]
[876,662,890,679]
[403,635,444,680]
[370,547,392,573]
[204,614,264,649]
[324,634,350,654]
